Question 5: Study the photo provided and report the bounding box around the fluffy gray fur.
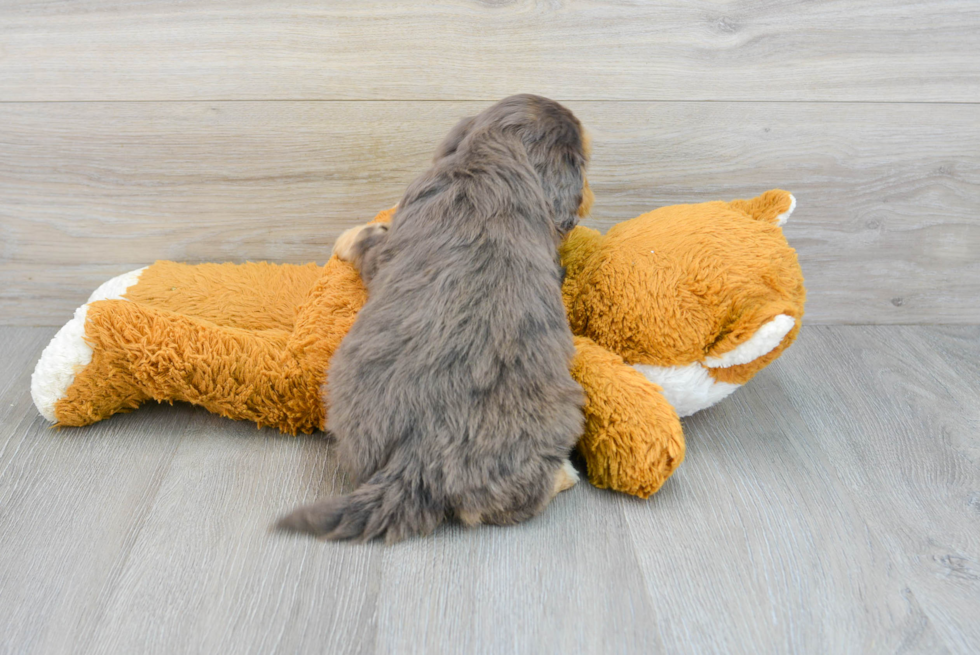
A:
[277,95,590,542]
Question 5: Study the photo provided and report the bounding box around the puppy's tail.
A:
[275,461,443,543]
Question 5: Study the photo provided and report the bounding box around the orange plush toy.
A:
[31,190,804,498]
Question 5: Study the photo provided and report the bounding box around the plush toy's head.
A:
[560,189,806,416]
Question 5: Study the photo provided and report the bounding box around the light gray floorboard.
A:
[369,484,660,655]
[0,330,197,654]
[621,326,971,653]
[780,326,980,652]
[0,328,52,433]
[84,415,384,655]
[0,326,977,654]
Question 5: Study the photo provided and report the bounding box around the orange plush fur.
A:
[33,193,804,498]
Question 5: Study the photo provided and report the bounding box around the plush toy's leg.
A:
[51,300,325,433]
[570,336,685,498]
[31,267,148,423]
[31,261,322,423]
[33,251,371,431]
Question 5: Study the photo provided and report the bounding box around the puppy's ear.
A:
[529,119,590,237]
[433,116,476,161]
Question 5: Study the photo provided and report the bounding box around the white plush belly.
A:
[631,362,741,418]
[631,314,795,417]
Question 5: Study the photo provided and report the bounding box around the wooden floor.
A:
[1,325,977,654]
[2,2,979,652]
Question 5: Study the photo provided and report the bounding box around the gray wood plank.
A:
[0,324,195,654]
[370,484,660,655]
[917,325,980,399]
[621,359,954,653]
[84,413,385,655]
[0,327,51,416]
[0,405,194,652]
[777,326,980,652]
[2,326,978,654]
[2,101,978,326]
[84,412,661,654]
[1,0,978,102]
[0,328,54,465]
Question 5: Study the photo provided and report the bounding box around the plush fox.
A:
[31,190,804,498]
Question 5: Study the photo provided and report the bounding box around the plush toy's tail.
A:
[276,460,443,543]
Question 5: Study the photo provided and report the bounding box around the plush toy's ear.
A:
[728,189,796,227]
[523,117,589,237]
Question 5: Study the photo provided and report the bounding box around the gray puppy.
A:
[277,95,593,542]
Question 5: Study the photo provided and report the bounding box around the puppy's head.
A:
[495,95,592,236]
[436,95,592,237]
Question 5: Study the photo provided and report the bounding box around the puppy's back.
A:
[280,96,588,541]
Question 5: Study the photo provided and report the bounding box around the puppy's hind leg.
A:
[552,459,580,497]
[458,460,579,529]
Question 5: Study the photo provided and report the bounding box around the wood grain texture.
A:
[368,483,661,654]
[621,326,978,653]
[83,418,386,655]
[1,326,978,654]
[0,329,196,654]
[1,0,978,102]
[0,327,49,415]
[1,101,977,326]
[778,326,980,652]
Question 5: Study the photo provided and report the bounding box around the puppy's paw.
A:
[332,224,369,261]
[552,459,580,496]
[332,223,388,261]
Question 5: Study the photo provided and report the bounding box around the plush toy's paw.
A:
[572,337,685,498]
[332,223,389,261]
[31,267,146,423]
